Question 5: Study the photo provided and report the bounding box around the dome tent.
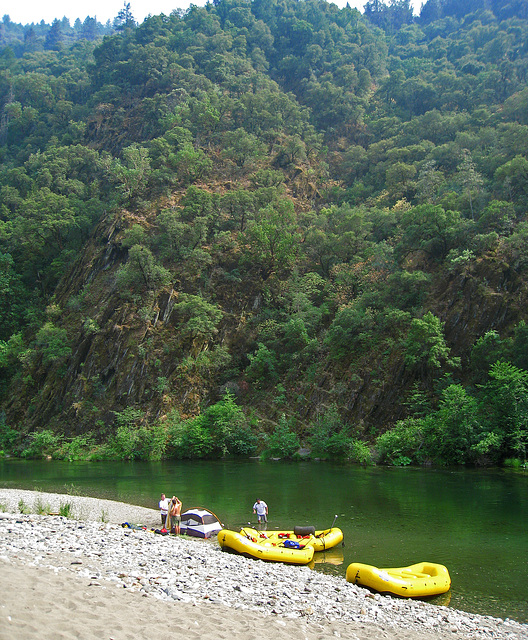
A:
[180,508,223,538]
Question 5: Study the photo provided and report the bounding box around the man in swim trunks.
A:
[169,496,182,534]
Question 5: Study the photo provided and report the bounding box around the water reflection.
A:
[310,547,344,567]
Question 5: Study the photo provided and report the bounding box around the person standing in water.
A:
[253,498,268,523]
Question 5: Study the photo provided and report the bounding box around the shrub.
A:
[0,415,19,453]
[261,414,300,459]
[350,440,373,465]
[107,408,167,460]
[245,343,279,386]
[375,418,428,465]
[35,322,72,365]
[200,391,257,456]
[21,429,63,459]
[57,433,97,461]
[163,411,187,458]
[325,306,376,360]
[404,312,460,372]
[162,393,257,459]
[324,430,352,459]
[307,404,348,459]
[503,458,524,469]
[178,416,214,458]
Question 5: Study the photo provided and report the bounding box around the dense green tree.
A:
[44,19,62,51]
[405,311,460,374]
[172,294,223,348]
[480,361,528,462]
[0,252,25,339]
[115,244,171,293]
[396,204,466,260]
[494,155,528,204]
[241,200,299,279]
[34,321,71,365]
[261,413,300,459]
[431,384,480,464]
[114,2,136,31]
[456,149,485,219]
[245,343,279,386]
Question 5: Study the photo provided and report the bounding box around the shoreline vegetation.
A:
[1,385,527,468]
[0,489,527,640]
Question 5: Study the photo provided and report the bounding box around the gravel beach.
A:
[0,488,526,640]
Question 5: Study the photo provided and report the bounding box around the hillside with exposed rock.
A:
[1,0,528,465]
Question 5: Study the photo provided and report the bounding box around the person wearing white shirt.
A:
[252,498,268,523]
[159,493,169,527]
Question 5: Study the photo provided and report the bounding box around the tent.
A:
[180,508,223,538]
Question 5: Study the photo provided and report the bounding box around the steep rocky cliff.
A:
[5,199,527,441]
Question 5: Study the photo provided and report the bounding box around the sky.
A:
[2,0,407,27]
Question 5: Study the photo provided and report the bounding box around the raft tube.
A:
[217,529,315,564]
[255,527,344,552]
[346,561,451,598]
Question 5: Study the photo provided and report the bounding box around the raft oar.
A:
[330,514,345,546]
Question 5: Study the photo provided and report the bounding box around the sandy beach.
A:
[0,489,526,640]
[0,559,462,640]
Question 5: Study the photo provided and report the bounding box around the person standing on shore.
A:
[253,499,268,523]
[159,493,169,528]
[169,496,182,534]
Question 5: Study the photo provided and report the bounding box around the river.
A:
[0,459,526,623]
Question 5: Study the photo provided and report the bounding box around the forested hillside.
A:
[1,0,528,466]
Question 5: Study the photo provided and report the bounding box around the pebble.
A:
[0,490,527,640]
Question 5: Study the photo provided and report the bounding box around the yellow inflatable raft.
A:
[346,561,451,598]
[257,527,344,552]
[218,528,315,564]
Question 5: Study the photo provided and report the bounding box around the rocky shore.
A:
[0,489,526,640]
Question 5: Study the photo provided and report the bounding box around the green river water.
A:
[1,459,526,623]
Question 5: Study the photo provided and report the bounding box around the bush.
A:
[200,391,257,456]
[350,440,373,465]
[0,415,19,453]
[324,430,352,459]
[21,429,63,459]
[245,343,279,386]
[107,408,167,460]
[261,414,300,459]
[503,458,525,469]
[163,411,187,458]
[404,312,460,372]
[307,404,351,460]
[34,322,72,365]
[375,418,428,466]
[57,433,97,461]
[178,416,215,458]
[162,393,257,459]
